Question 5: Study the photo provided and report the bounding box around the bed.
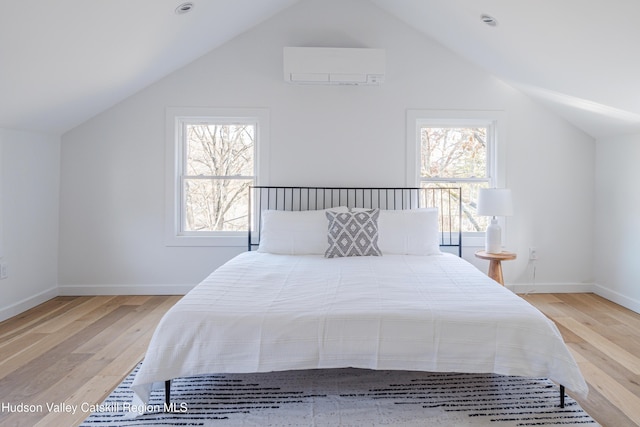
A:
[131,187,588,412]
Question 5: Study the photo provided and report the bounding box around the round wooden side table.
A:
[474,250,517,286]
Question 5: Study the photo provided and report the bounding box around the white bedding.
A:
[131,252,588,406]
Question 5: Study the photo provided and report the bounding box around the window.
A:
[182,121,254,233]
[406,110,504,243]
[166,108,269,246]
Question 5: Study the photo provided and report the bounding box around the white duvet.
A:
[131,252,588,406]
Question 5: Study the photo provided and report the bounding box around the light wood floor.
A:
[0,293,638,427]
[522,293,640,427]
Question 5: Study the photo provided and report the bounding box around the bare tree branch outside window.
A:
[183,123,255,232]
[420,127,489,232]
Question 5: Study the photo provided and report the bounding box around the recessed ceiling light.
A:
[175,2,194,14]
[480,14,498,27]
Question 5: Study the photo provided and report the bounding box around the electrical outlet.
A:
[529,247,538,261]
[0,263,7,280]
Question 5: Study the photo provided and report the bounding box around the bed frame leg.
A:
[165,380,171,408]
[559,385,565,408]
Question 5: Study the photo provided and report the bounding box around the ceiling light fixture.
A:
[175,2,194,14]
[480,14,498,27]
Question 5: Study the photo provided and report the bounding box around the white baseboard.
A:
[0,286,59,322]
[58,284,196,296]
[592,284,640,314]
[509,282,595,294]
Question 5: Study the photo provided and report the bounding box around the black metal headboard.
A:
[248,186,462,256]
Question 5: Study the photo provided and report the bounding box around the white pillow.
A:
[257,207,349,255]
[376,208,441,255]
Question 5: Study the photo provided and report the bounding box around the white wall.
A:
[506,96,596,293]
[594,133,640,312]
[58,0,596,294]
[0,128,60,321]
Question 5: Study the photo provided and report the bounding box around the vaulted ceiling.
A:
[2,0,639,139]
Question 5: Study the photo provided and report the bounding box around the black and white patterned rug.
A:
[80,364,598,426]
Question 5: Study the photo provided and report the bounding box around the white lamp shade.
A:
[477,188,513,217]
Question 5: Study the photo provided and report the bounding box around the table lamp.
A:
[477,188,513,254]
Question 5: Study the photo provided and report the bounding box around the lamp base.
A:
[485,218,502,254]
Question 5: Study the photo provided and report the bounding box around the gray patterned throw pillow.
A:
[325,209,382,258]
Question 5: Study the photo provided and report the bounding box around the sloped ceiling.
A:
[372,0,640,140]
[2,0,639,139]
[0,0,298,135]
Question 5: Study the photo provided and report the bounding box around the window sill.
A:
[165,234,248,247]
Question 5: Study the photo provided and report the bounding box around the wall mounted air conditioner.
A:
[283,47,385,85]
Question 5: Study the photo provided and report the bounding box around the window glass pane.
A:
[185,124,254,177]
[184,178,252,231]
[420,127,487,179]
[421,182,489,232]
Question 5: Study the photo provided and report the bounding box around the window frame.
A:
[406,110,506,247]
[165,107,270,247]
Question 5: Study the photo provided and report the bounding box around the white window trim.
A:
[165,107,270,247]
[405,109,507,247]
